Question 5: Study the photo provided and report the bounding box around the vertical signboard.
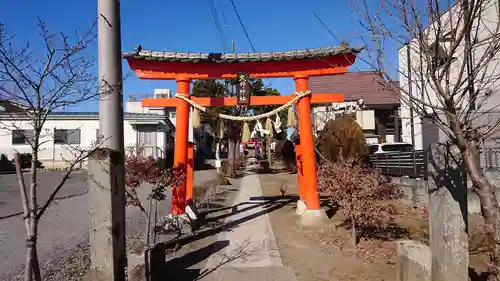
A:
[236,72,250,105]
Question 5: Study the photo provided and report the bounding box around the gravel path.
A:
[0,169,220,281]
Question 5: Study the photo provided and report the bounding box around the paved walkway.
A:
[202,160,297,281]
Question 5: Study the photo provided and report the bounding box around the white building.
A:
[0,90,180,169]
[311,102,380,144]
[126,88,194,142]
[127,89,214,157]
[309,71,402,144]
[398,1,500,150]
[0,87,215,169]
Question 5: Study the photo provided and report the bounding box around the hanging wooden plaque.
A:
[236,72,250,105]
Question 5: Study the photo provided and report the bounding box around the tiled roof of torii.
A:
[122,45,363,64]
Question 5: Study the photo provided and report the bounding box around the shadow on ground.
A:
[469,267,491,281]
[194,159,216,171]
[152,194,297,280]
[159,240,229,281]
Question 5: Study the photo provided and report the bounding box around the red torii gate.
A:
[124,46,361,224]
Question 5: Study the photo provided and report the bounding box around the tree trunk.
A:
[233,140,238,170]
[235,140,240,168]
[25,146,42,281]
[25,234,41,281]
[351,220,357,248]
[228,139,235,177]
[24,243,33,281]
[462,141,500,280]
[267,136,272,166]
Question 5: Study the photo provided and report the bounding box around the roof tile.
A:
[309,71,400,106]
[123,46,363,64]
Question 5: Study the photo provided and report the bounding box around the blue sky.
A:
[0,0,400,112]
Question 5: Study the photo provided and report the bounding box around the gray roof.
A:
[47,112,163,118]
[0,111,174,128]
[0,111,162,119]
[123,45,363,64]
[0,100,26,113]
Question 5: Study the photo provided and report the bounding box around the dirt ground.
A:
[259,166,491,281]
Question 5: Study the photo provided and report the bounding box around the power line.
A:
[313,12,341,44]
[206,9,226,51]
[209,0,229,51]
[228,0,256,52]
[227,0,277,90]
[218,0,231,39]
[207,0,230,51]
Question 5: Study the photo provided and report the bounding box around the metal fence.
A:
[483,147,500,171]
[368,146,500,178]
[368,150,427,178]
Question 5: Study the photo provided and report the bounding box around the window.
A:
[12,130,34,145]
[54,129,81,145]
[428,42,448,68]
[137,127,157,157]
[138,130,157,146]
[428,33,455,69]
[381,144,413,153]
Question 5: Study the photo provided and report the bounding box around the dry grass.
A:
[259,170,491,281]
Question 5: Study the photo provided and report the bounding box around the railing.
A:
[369,146,500,179]
[368,150,427,179]
[138,145,166,159]
[483,147,500,171]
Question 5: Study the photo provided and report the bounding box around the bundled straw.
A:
[265,117,274,138]
[242,122,251,142]
[286,106,297,127]
[215,119,225,139]
[192,108,201,129]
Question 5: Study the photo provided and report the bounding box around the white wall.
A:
[0,119,155,169]
[355,109,376,131]
[126,100,194,142]
[398,0,500,149]
[312,104,376,133]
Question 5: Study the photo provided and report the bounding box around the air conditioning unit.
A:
[154,88,171,99]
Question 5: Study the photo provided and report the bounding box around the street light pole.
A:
[87,0,126,280]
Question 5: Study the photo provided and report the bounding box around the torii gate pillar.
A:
[295,75,328,225]
[172,78,191,214]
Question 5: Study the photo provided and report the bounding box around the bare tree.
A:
[0,19,99,281]
[348,0,500,279]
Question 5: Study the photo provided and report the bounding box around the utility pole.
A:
[87,0,126,280]
[232,40,235,53]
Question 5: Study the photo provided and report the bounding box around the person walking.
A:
[215,142,220,160]
[215,142,221,172]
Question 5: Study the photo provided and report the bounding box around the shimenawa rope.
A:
[175,90,311,121]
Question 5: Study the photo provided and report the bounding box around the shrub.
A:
[317,158,404,246]
[124,147,185,243]
[316,116,368,163]
[274,138,296,171]
[0,154,15,172]
[13,153,44,169]
[124,151,184,207]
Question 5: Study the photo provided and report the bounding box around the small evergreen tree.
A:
[316,115,368,163]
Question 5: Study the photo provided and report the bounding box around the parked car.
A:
[367,142,413,155]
